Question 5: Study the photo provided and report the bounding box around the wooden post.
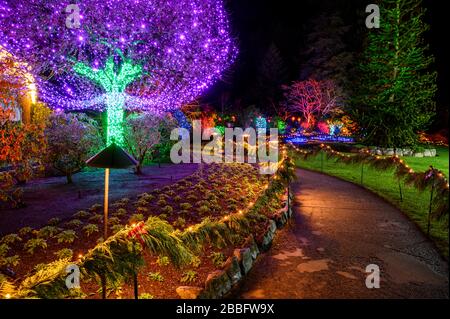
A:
[104,168,110,240]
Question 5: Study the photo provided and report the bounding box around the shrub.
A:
[56,230,77,244]
[161,205,173,214]
[180,270,198,284]
[73,210,90,219]
[83,224,99,236]
[156,256,170,267]
[54,248,73,259]
[173,195,182,202]
[179,203,192,210]
[148,272,164,282]
[24,238,47,254]
[18,227,33,237]
[158,214,168,220]
[1,233,22,245]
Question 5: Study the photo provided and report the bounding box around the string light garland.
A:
[288,143,449,219]
[0,0,237,145]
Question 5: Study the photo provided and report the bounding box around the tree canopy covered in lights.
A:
[0,0,237,144]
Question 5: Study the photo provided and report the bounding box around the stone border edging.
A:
[176,190,293,299]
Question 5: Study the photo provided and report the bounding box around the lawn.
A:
[294,146,449,258]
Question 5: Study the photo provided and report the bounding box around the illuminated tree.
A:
[351,0,436,148]
[123,113,162,174]
[45,112,103,184]
[283,79,340,130]
[0,0,237,146]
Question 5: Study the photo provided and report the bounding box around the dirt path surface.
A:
[236,169,449,299]
[0,164,198,235]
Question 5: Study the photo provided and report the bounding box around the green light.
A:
[73,51,143,146]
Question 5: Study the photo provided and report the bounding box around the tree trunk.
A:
[67,174,73,184]
[135,164,143,175]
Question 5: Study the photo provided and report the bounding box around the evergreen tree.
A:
[256,43,288,109]
[351,0,437,148]
[300,13,355,102]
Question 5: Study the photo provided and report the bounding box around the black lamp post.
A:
[86,143,138,299]
[86,143,138,240]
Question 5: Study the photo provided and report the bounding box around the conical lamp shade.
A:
[86,143,138,169]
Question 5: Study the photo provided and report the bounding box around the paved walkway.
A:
[237,169,449,299]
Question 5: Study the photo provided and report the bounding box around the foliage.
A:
[37,226,61,238]
[45,112,103,183]
[0,233,22,245]
[147,272,164,282]
[54,248,73,260]
[156,256,170,267]
[23,238,47,254]
[139,293,154,299]
[283,79,341,130]
[55,230,77,244]
[83,224,99,237]
[123,113,162,174]
[180,270,198,284]
[209,252,226,268]
[350,0,436,148]
[0,102,50,207]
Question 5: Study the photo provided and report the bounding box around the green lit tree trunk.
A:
[73,50,143,146]
[105,91,126,146]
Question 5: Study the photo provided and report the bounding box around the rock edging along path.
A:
[235,169,449,299]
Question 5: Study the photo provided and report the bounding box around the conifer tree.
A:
[351,0,437,148]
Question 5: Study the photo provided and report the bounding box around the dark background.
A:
[204,0,448,132]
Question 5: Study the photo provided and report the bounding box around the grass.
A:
[294,145,449,258]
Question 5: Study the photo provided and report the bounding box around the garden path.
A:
[236,169,449,298]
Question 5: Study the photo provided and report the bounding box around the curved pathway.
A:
[236,169,449,299]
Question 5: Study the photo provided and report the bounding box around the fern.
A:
[56,230,77,244]
[156,256,170,267]
[37,226,61,238]
[147,272,164,282]
[1,233,22,245]
[47,217,61,226]
[0,255,20,267]
[54,248,73,260]
[24,238,47,254]
[83,224,99,236]
[180,270,197,284]
[209,252,226,268]
[18,227,33,237]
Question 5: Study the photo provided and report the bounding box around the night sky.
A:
[205,0,448,131]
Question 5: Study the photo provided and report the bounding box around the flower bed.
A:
[0,161,293,299]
